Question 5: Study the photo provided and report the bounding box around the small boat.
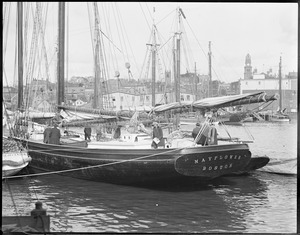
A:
[258,158,296,175]
[2,137,32,178]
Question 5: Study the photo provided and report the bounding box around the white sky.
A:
[2,2,298,86]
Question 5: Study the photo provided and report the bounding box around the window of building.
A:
[146,96,150,101]
[187,95,190,101]
[181,95,184,101]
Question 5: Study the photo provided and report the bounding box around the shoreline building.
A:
[240,54,297,113]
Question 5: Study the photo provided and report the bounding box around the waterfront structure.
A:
[240,54,297,113]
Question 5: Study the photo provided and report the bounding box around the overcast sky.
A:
[3,2,298,86]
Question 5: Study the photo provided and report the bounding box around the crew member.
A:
[43,122,52,143]
[151,122,164,149]
[49,123,61,145]
[84,125,92,141]
[113,125,121,139]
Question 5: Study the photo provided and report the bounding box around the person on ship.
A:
[151,122,164,149]
[43,121,52,143]
[49,123,61,145]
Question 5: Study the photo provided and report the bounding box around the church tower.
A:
[244,53,253,79]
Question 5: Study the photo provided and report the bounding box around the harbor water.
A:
[2,120,297,233]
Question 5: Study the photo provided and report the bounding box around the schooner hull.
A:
[15,138,252,186]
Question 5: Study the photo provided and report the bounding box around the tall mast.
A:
[93,3,101,109]
[175,8,184,103]
[57,2,65,106]
[151,28,157,107]
[194,62,197,100]
[17,2,23,110]
[278,56,282,112]
[176,34,181,102]
[146,26,159,107]
[208,41,212,98]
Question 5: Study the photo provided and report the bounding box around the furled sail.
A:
[152,92,277,113]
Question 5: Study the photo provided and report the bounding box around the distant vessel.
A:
[261,56,290,122]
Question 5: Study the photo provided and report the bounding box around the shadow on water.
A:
[3,169,295,233]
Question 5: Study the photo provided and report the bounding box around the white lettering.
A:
[195,160,198,164]
[214,166,218,170]
[229,155,233,159]
[208,157,212,161]
[208,166,212,170]
[238,156,241,160]
[214,156,218,160]
[229,163,232,168]
[220,165,223,170]
[225,155,228,159]
[202,158,205,163]
[225,164,228,169]
[203,166,206,171]
[220,155,223,160]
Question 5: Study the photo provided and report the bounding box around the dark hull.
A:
[226,155,270,176]
[15,138,252,186]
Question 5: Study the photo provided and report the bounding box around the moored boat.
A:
[14,136,252,185]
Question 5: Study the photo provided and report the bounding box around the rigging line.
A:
[111,4,126,63]
[2,2,11,65]
[184,19,208,60]
[156,8,176,26]
[138,2,151,32]
[115,3,140,76]
[115,4,132,66]
[103,3,119,74]
[87,3,95,59]
[5,147,186,180]
[99,27,122,54]
[145,3,154,27]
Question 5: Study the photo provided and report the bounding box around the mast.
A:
[93,3,100,109]
[57,2,65,106]
[278,56,282,112]
[194,62,197,100]
[208,41,212,98]
[176,35,180,102]
[146,26,159,107]
[17,2,23,110]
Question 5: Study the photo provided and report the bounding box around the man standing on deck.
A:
[84,124,92,142]
[49,123,61,145]
[43,122,52,143]
[151,122,164,149]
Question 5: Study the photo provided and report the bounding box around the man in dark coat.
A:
[84,125,92,141]
[151,122,164,149]
[49,123,61,145]
[113,125,121,139]
[43,123,52,143]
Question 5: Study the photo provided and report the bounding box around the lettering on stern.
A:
[192,154,248,171]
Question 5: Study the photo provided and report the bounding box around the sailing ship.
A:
[258,56,290,122]
[9,4,277,186]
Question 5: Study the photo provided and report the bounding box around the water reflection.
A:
[2,168,296,233]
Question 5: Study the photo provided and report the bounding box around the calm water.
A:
[2,120,297,233]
